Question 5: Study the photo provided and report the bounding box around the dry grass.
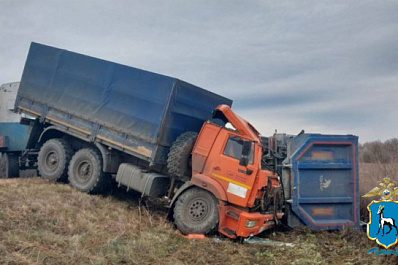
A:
[0,177,396,265]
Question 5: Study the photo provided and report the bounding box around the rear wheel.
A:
[38,138,73,182]
[0,153,19,178]
[173,187,219,235]
[68,148,108,194]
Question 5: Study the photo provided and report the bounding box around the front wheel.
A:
[68,148,108,194]
[173,187,219,235]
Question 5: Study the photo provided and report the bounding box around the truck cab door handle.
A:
[238,168,253,175]
[213,166,221,170]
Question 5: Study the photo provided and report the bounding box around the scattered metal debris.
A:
[242,237,295,247]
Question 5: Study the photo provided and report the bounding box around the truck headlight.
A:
[245,220,258,228]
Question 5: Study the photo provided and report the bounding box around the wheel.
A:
[0,153,5,178]
[0,153,19,178]
[274,187,284,213]
[167,131,197,180]
[173,187,219,235]
[68,148,108,194]
[38,138,73,182]
[261,183,273,212]
[273,187,284,226]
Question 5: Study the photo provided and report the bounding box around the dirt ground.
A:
[0,177,396,265]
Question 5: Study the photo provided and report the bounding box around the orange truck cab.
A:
[171,104,284,238]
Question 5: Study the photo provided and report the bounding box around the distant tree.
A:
[359,138,398,163]
[385,138,398,160]
[359,138,398,176]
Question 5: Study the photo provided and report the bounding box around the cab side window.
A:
[223,135,254,164]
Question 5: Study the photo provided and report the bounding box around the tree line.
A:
[359,138,398,163]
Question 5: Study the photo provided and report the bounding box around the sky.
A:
[1,0,397,142]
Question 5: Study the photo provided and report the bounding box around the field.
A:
[0,166,397,265]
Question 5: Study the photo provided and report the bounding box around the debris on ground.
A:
[242,236,295,247]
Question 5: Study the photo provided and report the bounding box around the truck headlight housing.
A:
[245,220,258,228]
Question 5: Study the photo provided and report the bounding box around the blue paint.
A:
[288,134,359,229]
[0,122,29,152]
[17,42,232,165]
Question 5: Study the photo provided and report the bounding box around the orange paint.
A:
[189,105,284,238]
[184,234,206,239]
[311,207,334,216]
[217,203,284,238]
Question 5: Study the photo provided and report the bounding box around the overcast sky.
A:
[1,0,397,142]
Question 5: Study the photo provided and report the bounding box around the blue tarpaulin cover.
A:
[17,42,232,164]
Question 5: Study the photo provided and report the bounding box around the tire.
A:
[38,138,73,182]
[273,187,284,226]
[0,153,19,178]
[0,153,5,178]
[167,131,197,180]
[173,187,219,235]
[68,148,108,194]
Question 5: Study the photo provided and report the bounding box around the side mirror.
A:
[239,140,252,166]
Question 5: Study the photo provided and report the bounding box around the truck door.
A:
[206,129,258,207]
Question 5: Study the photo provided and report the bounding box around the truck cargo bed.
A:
[16,43,232,165]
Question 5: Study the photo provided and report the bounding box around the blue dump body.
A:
[0,122,30,152]
[285,134,359,229]
[16,42,232,165]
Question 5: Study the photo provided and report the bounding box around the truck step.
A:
[222,227,236,236]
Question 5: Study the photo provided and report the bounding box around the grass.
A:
[0,176,397,265]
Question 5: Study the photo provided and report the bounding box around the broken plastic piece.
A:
[184,234,206,239]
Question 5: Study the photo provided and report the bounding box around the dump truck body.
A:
[263,133,360,230]
[284,134,359,229]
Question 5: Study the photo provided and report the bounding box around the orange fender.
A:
[190,173,228,201]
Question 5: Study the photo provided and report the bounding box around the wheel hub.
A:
[77,161,92,182]
[45,151,59,170]
[188,199,208,221]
